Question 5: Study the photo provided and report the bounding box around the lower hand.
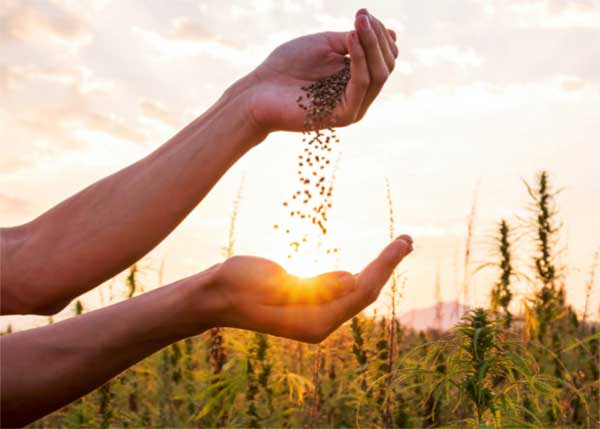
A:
[199,235,412,343]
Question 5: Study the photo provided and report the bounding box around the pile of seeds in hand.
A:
[274,58,351,258]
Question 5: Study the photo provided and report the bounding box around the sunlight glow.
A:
[267,217,341,278]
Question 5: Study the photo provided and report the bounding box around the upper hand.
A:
[204,235,412,343]
[246,9,398,133]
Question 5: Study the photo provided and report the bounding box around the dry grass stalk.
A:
[463,184,480,307]
[582,247,599,325]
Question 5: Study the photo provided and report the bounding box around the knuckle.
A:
[367,288,380,304]
[373,70,389,84]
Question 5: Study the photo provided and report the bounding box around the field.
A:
[8,171,599,429]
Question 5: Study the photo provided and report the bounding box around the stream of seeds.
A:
[274,58,351,259]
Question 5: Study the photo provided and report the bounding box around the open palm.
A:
[210,235,413,343]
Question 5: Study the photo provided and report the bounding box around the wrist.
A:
[218,72,270,148]
[175,264,226,336]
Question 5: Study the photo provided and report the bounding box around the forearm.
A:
[0,267,220,427]
[1,75,264,314]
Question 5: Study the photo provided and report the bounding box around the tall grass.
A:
[582,248,599,324]
[486,219,516,328]
[23,171,600,429]
[463,184,479,307]
[525,171,565,343]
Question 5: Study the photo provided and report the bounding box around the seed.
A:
[275,58,350,254]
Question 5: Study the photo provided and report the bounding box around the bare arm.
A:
[1,10,398,315]
[1,77,261,315]
[0,236,413,427]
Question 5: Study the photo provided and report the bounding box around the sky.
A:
[1,0,600,330]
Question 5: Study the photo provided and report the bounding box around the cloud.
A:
[1,63,144,173]
[139,98,179,128]
[508,0,600,29]
[561,76,587,92]
[0,0,92,47]
[72,111,145,143]
[415,45,483,70]
[131,18,294,67]
[373,76,600,120]
[3,64,114,95]
[0,193,36,217]
[131,24,250,65]
[4,102,144,154]
[164,17,229,45]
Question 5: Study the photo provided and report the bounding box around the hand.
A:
[206,235,412,343]
[247,9,398,133]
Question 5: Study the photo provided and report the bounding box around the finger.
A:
[341,31,369,124]
[309,235,414,339]
[249,236,413,344]
[371,16,395,71]
[265,270,356,305]
[388,29,397,42]
[385,27,399,58]
[355,234,413,303]
[354,10,390,120]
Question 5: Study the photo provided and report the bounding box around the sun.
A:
[269,220,340,278]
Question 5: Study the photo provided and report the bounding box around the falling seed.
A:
[276,58,350,253]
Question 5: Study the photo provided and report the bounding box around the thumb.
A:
[325,31,351,54]
[356,234,413,302]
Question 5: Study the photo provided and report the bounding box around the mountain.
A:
[398,301,471,332]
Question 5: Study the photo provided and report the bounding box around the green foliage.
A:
[525,171,566,342]
[489,220,515,328]
[28,171,599,428]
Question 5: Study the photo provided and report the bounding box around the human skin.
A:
[1,236,412,427]
[0,9,407,427]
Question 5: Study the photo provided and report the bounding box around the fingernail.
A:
[397,239,411,255]
[357,8,368,15]
[336,272,356,291]
[358,14,371,31]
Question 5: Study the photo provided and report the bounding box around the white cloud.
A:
[131,25,252,65]
[415,45,483,70]
[373,76,600,121]
[0,193,36,217]
[560,76,587,92]
[139,98,179,129]
[4,65,114,95]
[314,14,353,30]
[0,0,92,48]
[508,0,600,29]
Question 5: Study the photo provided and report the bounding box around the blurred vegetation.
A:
[5,171,598,428]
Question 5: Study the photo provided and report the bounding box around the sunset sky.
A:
[1,0,599,330]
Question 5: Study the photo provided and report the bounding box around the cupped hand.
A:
[247,9,398,133]
[209,235,412,343]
